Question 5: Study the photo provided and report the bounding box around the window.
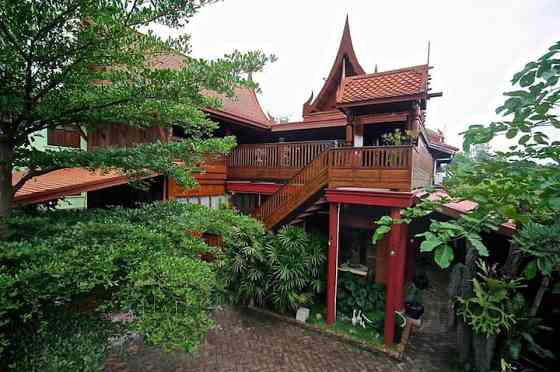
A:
[176,195,227,209]
[47,127,81,148]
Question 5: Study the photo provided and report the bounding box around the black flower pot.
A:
[405,301,424,320]
[509,361,534,372]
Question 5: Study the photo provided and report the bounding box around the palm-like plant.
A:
[224,225,327,313]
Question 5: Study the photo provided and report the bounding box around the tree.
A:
[373,41,560,369]
[0,0,273,232]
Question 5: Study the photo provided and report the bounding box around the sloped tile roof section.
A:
[150,52,270,128]
[303,16,365,116]
[205,87,271,128]
[425,128,459,153]
[13,169,139,205]
[337,65,429,106]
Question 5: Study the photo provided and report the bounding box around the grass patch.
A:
[306,303,384,346]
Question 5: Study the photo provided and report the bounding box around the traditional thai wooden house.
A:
[14,18,457,346]
[171,18,456,346]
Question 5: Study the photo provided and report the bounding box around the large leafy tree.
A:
[373,41,560,369]
[373,40,560,269]
[0,0,272,229]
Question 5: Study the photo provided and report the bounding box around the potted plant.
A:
[404,283,425,320]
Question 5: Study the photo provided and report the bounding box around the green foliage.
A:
[381,129,417,146]
[0,201,266,365]
[500,296,556,363]
[336,272,385,326]
[8,310,122,372]
[223,225,327,313]
[0,0,275,221]
[514,220,560,279]
[118,254,216,352]
[455,261,524,337]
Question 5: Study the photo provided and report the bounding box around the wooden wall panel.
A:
[411,138,434,189]
[167,155,227,199]
[88,125,166,150]
[328,168,411,191]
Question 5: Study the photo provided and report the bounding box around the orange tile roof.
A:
[150,53,270,128]
[337,65,429,105]
[422,190,515,236]
[425,128,459,152]
[13,169,134,205]
[205,87,270,127]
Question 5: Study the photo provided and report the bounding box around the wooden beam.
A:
[325,189,414,208]
[355,112,408,126]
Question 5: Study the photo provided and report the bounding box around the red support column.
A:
[383,207,405,346]
[394,222,408,311]
[326,202,340,324]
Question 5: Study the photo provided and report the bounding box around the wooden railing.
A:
[254,146,413,228]
[227,140,339,180]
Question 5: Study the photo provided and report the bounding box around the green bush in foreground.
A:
[224,225,327,313]
[0,201,265,369]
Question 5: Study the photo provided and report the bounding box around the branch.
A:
[0,19,28,59]
[32,2,80,44]
[12,167,60,194]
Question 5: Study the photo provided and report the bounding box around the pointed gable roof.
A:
[303,16,365,117]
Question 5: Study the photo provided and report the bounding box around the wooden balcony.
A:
[228,141,433,188]
[227,140,339,181]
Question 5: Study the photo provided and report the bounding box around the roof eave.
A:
[336,93,427,109]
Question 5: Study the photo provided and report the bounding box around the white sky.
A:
[167,0,560,149]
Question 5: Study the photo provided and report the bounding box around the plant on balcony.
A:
[381,129,417,146]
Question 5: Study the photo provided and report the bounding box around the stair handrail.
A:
[254,145,414,226]
[253,147,332,221]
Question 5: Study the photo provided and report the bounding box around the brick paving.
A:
[105,303,456,372]
[105,257,456,372]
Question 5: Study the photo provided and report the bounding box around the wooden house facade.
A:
[14,18,457,347]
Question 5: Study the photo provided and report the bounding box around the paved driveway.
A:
[105,306,455,372]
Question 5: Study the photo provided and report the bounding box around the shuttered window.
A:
[47,127,81,148]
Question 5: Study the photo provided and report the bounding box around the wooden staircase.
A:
[253,150,331,229]
[253,145,413,229]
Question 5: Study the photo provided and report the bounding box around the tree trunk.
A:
[529,276,549,317]
[0,140,14,238]
[472,333,497,372]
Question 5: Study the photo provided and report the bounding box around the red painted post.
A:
[383,207,401,346]
[326,202,339,324]
[394,222,408,311]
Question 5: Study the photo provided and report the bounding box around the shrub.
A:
[224,225,327,313]
[0,201,266,366]
[118,254,216,351]
[336,272,385,327]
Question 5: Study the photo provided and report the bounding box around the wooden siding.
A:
[411,137,434,189]
[48,128,81,148]
[167,155,227,198]
[327,146,412,191]
[88,124,167,150]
